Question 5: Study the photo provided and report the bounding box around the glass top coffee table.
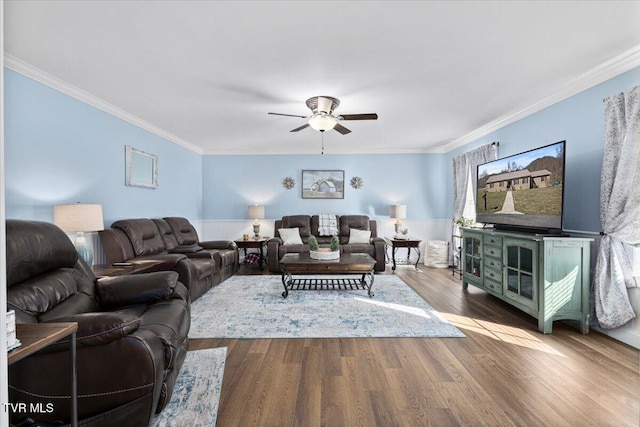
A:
[279,253,376,298]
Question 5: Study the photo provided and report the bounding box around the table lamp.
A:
[248,204,265,238]
[54,203,104,266]
[389,204,407,235]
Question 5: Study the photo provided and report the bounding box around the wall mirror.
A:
[125,145,158,189]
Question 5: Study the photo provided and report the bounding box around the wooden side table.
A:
[235,237,269,269]
[8,322,79,427]
[385,237,422,271]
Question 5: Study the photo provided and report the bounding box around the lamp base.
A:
[253,222,261,239]
[74,233,94,266]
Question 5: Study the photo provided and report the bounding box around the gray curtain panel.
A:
[593,85,640,329]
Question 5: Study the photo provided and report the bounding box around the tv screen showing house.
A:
[476,141,566,232]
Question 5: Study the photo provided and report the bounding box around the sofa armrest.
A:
[200,240,237,251]
[169,244,204,254]
[96,271,185,308]
[43,312,141,351]
[267,237,284,272]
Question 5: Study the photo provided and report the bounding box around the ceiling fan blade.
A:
[290,123,310,132]
[268,112,307,118]
[333,123,352,135]
[339,113,378,121]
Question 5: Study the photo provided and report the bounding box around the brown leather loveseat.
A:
[6,219,190,426]
[100,217,238,301]
[267,214,386,273]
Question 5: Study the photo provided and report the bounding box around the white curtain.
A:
[593,85,640,329]
[451,143,498,265]
[452,143,498,222]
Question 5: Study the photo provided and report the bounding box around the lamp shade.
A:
[389,204,407,219]
[308,115,337,132]
[54,204,104,232]
[248,204,265,221]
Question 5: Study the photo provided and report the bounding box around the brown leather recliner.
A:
[6,220,190,426]
[100,218,237,302]
[163,216,239,279]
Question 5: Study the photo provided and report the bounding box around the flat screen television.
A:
[476,140,566,234]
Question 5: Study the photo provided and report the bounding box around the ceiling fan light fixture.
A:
[308,114,337,132]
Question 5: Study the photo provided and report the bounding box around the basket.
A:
[310,248,340,260]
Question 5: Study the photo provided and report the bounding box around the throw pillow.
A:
[279,227,303,245]
[348,228,371,244]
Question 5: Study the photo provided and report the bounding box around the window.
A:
[541,176,546,182]
[523,177,529,184]
[490,183,494,188]
[514,178,519,185]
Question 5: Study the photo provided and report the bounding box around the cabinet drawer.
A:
[484,257,503,270]
[484,266,503,282]
[484,277,503,294]
[485,235,503,246]
[483,245,502,259]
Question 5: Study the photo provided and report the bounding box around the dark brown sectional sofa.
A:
[100,217,238,301]
[267,214,386,273]
[7,219,190,426]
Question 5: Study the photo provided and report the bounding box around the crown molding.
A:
[439,45,640,153]
[3,54,203,155]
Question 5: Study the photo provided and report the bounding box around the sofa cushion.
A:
[164,217,200,246]
[113,219,166,257]
[348,228,371,244]
[279,228,303,245]
[153,219,180,251]
[6,220,79,287]
[339,215,370,244]
[280,215,311,237]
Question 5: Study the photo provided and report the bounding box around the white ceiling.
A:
[4,1,640,155]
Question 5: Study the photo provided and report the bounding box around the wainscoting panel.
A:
[198,218,454,264]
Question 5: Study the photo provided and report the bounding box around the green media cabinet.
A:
[461,227,592,334]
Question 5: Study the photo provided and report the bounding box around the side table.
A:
[385,237,422,271]
[8,322,79,427]
[235,237,269,269]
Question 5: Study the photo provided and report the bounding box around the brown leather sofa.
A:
[100,217,238,301]
[267,214,386,273]
[6,219,190,427]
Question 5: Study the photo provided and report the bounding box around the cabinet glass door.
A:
[505,239,537,309]
[463,234,482,279]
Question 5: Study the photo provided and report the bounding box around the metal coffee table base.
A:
[281,272,375,298]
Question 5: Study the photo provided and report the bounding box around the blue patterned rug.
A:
[189,275,464,338]
[151,347,227,427]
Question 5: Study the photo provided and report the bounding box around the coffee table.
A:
[279,253,376,298]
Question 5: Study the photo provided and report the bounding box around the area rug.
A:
[189,275,464,339]
[151,347,227,427]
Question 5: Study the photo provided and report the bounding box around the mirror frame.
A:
[125,145,158,189]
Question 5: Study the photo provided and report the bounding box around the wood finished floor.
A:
[189,265,640,427]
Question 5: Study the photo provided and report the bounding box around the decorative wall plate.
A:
[350,176,364,189]
[282,176,295,189]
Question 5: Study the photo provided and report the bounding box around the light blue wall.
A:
[3,69,203,225]
[202,153,447,220]
[445,66,640,232]
[6,65,639,232]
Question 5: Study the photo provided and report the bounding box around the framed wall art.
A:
[302,170,345,199]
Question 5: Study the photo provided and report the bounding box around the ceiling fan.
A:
[268,96,378,134]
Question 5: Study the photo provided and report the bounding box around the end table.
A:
[8,322,79,427]
[235,237,269,269]
[385,237,422,271]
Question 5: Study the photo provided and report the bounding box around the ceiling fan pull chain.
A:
[321,132,324,155]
